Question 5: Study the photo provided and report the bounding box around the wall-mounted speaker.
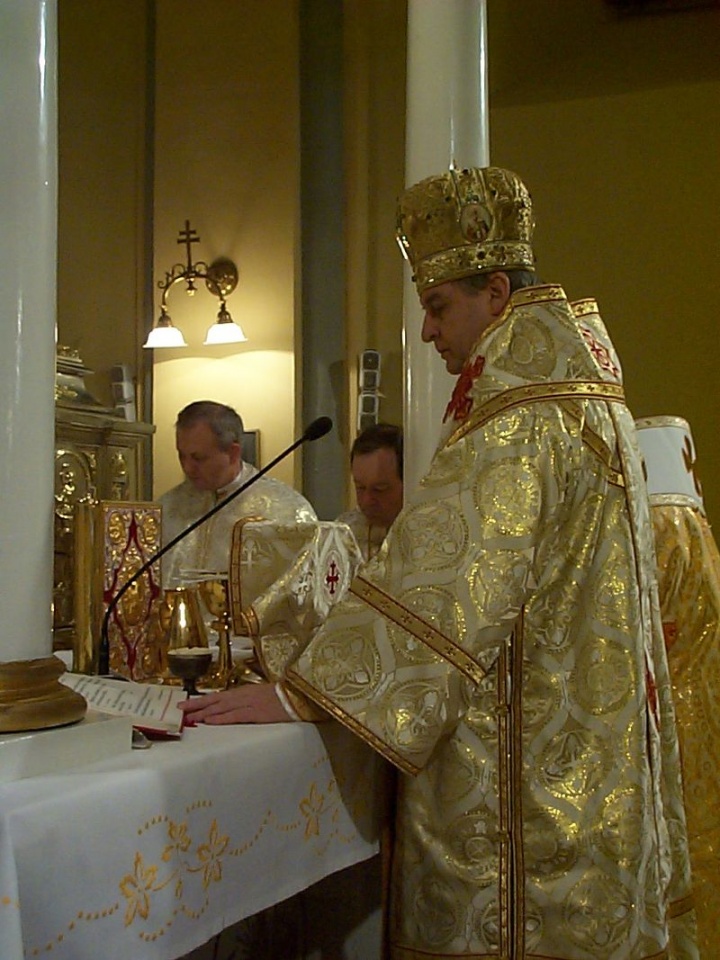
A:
[357,350,381,430]
[110,364,137,421]
[358,349,381,391]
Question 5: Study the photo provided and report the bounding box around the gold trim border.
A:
[635,414,690,433]
[279,681,328,723]
[447,380,626,447]
[560,400,626,488]
[228,515,265,634]
[511,283,566,307]
[570,297,600,317]
[649,493,705,515]
[286,670,421,776]
[0,656,87,732]
[350,576,487,686]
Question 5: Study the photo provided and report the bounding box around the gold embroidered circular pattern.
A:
[311,629,383,700]
[381,679,445,752]
[421,438,475,487]
[574,634,634,716]
[563,870,635,952]
[397,500,469,571]
[499,311,557,378]
[394,585,463,664]
[536,724,612,803]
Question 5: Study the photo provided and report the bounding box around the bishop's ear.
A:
[485,272,512,316]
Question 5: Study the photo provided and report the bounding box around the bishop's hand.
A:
[178,682,293,725]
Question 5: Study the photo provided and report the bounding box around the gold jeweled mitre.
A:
[396,166,535,294]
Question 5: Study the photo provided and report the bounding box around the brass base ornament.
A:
[0,656,87,733]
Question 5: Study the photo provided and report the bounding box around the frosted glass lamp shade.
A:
[143,314,188,349]
[203,319,248,345]
[203,303,247,345]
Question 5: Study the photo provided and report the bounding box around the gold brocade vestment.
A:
[243,287,697,958]
[336,506,389,562]
[159,462,316,587]
[636,417,720,958]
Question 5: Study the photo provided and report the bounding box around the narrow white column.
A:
[0,0,57,662]
[403,0,489,493]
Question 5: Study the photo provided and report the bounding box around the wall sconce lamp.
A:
[143,220,248,348]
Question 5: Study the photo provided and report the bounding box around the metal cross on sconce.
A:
[143,220,247,348]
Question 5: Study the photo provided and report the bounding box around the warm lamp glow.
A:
[147,221,248,349]
[203,304,247,345]
[143,315,188,349]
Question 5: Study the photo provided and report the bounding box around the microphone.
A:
[98,416,334,674]
[302,416,332,442]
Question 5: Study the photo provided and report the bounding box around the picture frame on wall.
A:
[243,430,259,467]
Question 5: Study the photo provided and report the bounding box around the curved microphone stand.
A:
[98,416,333,674]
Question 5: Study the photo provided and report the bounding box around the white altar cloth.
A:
[0,720,380,960]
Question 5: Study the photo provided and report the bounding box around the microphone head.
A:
[303,416,333,442]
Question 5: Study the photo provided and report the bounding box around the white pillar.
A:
[403,0,489,493]
[0,0,57,662]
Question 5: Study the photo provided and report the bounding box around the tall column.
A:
[0,0,85,730]
[403,0,489,493]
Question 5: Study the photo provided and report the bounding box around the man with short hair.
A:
[160,400,316,586]
[181,169,697,958]
[337,422,403,561]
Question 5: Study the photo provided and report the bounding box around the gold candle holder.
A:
[197,578,263,689]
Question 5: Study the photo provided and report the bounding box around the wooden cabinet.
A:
[53,402,154,650]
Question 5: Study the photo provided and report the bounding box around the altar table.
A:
[0,719,381,960]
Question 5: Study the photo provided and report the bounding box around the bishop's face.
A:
[176,422,241,492]
[420,274,508,375]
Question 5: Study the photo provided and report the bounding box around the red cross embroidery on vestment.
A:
[325,560,340,595]
[579,326,620,380]
[443,355,485,423]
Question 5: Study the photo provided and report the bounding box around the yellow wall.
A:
[57,1,720,528]
[151,0,301,498]
[57,0,151,417]
[347,0,720,527]
[490,80,720,527]
[344,0,407,442]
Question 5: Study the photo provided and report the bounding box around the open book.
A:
[60,673,187,738]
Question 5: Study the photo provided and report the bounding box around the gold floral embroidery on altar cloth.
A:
[17,761,375,957]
